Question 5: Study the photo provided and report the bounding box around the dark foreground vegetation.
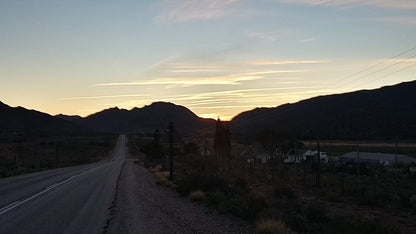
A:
[129,129,416,234]
[0,133,117,177]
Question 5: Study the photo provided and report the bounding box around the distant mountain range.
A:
[231,80,416,140]
[66,102,215,134]
[1,80,416,139]
[0,101,86,134]
[0,101,215,135]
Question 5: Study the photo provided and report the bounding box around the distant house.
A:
[283,149,306,164]
[283,155,302,164]
[241,145,280,164]
[302,149,331,164]
[339,152,416,166]
[241,146,270,164]
[409,166,416,174]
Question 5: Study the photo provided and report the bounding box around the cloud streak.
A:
[373,16,416,25]
[155,0,239,23]
[250,60,328,65]
[97,70,307,87]
[60,94,146,100]
[272,0,416,9]
[246,31,279,41]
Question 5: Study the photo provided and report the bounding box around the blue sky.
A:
[1,0,415,119]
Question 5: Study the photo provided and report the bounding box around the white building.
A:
[302,149,331,163]
[339,152,416,166]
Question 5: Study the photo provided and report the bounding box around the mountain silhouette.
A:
[2,81,416,138]
[73,102,216,134]
[55,114,82,122]
[0,101,86,134]
[231,80,416,140]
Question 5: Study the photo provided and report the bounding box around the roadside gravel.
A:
[108,157,253,234]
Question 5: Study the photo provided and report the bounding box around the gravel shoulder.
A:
[108,156,253,234]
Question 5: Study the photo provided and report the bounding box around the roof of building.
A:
[340,151,416,164]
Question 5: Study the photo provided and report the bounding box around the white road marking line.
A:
[0,162,111,216]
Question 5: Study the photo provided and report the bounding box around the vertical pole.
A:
[169,122,174,180]
[395,137,398,167]
[303,159,306,185]
[356,139,360,175]
[294,140,297,184]
[18,134,22,164]
[316,139,321,188]
[56,141,60,165]
[203,135,208,156]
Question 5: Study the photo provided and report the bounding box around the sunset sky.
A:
[1,0,415,120]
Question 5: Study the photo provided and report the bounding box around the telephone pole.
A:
[168,122,174,180]
[316,139,321,188]
[56,141,60,165]
[294,140,297,184]
[356,139,360,175]
[395,137,398,167]
[18,134,22,164]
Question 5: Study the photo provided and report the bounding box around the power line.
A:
[342,52,416,90]
[349,62,416,91]
[333,46,416,87]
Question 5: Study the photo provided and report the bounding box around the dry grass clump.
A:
[189,190,205,201]
[150,165,162,173]
[256,219,294,234]
[155,170,170,184]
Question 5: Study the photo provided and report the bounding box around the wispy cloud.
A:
[271,0,416,9]
[250,60,328,65]
[155,0,240,24]
[299,37,317,43]
[60,94,146,100]
[372,16,416,25]
[246,31,280,41]
[97,69,309,87]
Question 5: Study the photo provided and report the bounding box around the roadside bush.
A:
[273,185,297,200]
[358,188,390,207]
[205,190,266,220]
[256,219,293,234]
[189,190,205,201]
[305,202,328,223]
[239,193,267,220]
[176,173,225,196]
[410,194,416,212]
[327,215,400,234]
[204,190,228,207]
[155,171,170,185]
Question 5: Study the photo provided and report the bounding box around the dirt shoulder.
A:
[108,156,252,234]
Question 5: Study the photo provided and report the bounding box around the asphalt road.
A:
[0,135,126,234]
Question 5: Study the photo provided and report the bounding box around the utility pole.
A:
[168,122,174,180]
[18,134,22,164]
[356,139,360,175]
[395,137,398,167]
[203,135,208,156]
[316,139,321,188]
[56,141,60,165]
[294,140,297,184]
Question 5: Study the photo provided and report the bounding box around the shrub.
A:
[204,190,228,207]
[410,194,416,212]
[155,171,170,184]
[189,190,205,201]
[176,173,225,196]
[239,193,267,220]
[256,219,293,234]
[359,189,390,207]
[273,185,297,200]
[150,165,162,173]
[305,202,328,223]
[327,215,400,234]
